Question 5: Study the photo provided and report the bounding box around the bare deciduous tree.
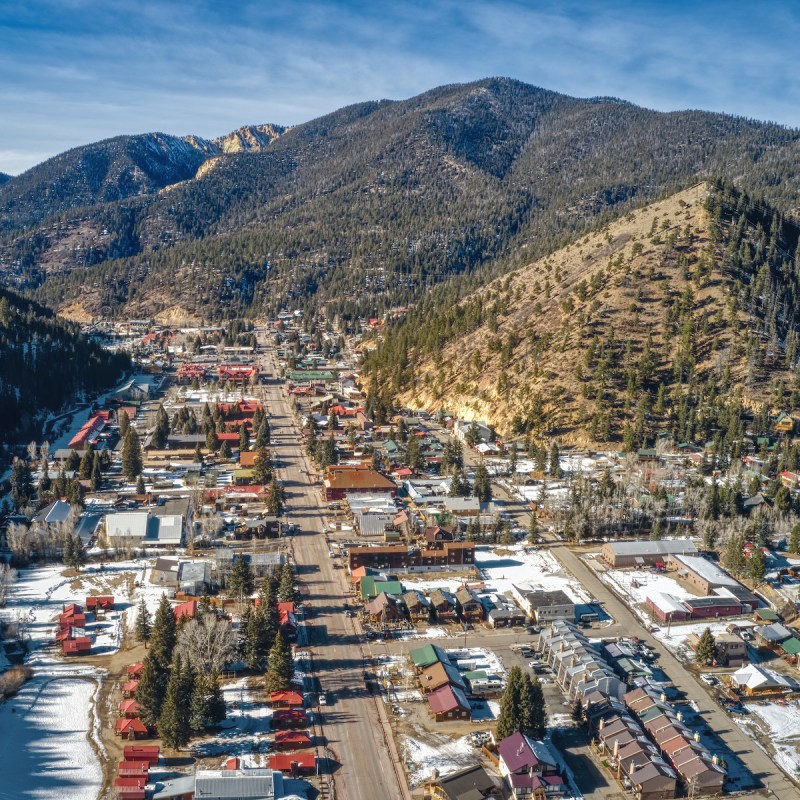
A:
[0,564,17,606]
[175,613,238,673]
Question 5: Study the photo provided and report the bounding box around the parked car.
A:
[700,675,718,686]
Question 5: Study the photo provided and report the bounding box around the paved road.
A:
[259,346,407,800]
[554,547,790,799]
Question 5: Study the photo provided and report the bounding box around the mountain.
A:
[4,78,800,322]
[0,173,10,187]
[0,286,129,451]
[0,125,287,234]
[364,181,800,449]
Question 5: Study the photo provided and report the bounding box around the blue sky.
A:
[2,0,800,174]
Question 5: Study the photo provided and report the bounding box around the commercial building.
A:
[601,539,697,569]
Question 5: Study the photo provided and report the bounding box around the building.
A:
[426,765,499,800]
[427,684,471,721]
[686,632,748,667]
[496,732,566,800]
[348,542,475,573]
[104,511,185,548]
[151,557,180,588]
[667,553,742,595]
[601,539,698,569]
[512,585,575,623]
[268,752,315,776]
[419,661,466,694]
[322,466,397,501]
[455,587,484,621]
[193,767,283,800]
[730,664,800,697]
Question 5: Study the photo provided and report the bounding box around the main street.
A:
[258,343,407,800]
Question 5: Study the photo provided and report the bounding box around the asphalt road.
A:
[259,346,407,800]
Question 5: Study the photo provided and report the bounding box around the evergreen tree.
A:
[228,556,255,602]
[135,653,168,728]
[252,447,272,485]
[465,421,480,446]
[405,434,423,472]
[152,405,170,450]
[525,676,547,739]
[150,594,177,667]
[62,531,75,566]
[473,461,492,503]
[219,440,232,459]
[790,523,800,554]
[193,443,203,463]
[722,533,747,578]
[278,562,295,602]
[190,670,211,733]
[118,410,130,438]
[206,428,218,452]
[508,442,518,477]
[255,420,270,448]
[158,655,193,749]
[121,428,143,480]
[206,669,226,725]
[90,454,102,491]
[136,474,145,494]
[266,475,286,516]
[527,513,539,544]
[496,666,523,740]
[239,424,250,453]
[9,458,33,510]
[71,534,86,571]
[244,605,272,671]
[695,627,716,665]
[548,441,562,477]
[79,448,93,480]
[571,697,584,723]
[265,630,293,693]
[136,596,152,647]
[748,547,766,586]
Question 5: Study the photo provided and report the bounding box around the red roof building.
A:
[86,596,115,611]
[426,685,471,722]
[218,364,259,382]
[115,718,149,740]
[114,776,146,800]
[274,730,312,750]
[122,680,140,698]
[123,745,160,765]
[173,600,199,621]
[269,753,316,774]
[62,637,91,656]
[127,663,144,678]
[118,700,140,718]
[118,761,149,777]
[270,690,304,709]
[68,413,107,450]
[272,709,308,728]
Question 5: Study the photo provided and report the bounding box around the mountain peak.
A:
[213,123,286,154]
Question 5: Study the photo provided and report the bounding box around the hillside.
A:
[364,181,800,448]
[0,287,129,451]
[5,78,800,322]
[0,173,10,187]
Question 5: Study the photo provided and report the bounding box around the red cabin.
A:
[272,709,308,728]
[127,663,144,678]
[118,761,149,777]
[114,776,146,800]
[115,717,148,740]
[269,752,316,775]
[273,730,312,750]
[118,700,140,718]
[62,637,91,655]
[86,596,115,612]
[122,679,139,698]
[123,745,159,765]
[269,690,304,709]
[173,600,198,622]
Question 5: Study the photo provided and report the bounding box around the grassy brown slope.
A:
[400,183,764,443]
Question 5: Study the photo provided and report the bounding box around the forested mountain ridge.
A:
[364,181,800,450]
[4,78,800,324]
[0,173,10,187]
[0,286,130,452]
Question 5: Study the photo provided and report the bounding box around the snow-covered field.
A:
[404,544,590,604]
[193,677,273,764]
[747,701,800,779]
[0,672,103,800]
[601,568,695,607]
[651,620,740,657]
[401,731,476,787]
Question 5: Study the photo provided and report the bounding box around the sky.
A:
[2,0,800,175]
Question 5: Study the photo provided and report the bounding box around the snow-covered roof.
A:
[731,664,800,690]
[670,554,738,587]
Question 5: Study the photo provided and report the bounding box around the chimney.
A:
[599,718,605,731]
[712,754,719,766]
[694,732,700,743]
[613,739,619,759]
[225,757,240,771]
[660,692,667,702]
[677,712,683,722]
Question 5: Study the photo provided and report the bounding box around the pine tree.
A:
[136,474,145,494]
[495,666,523,740]
[90,455,102,491]
[79,448,93,480]
[135,653,168,728]
[527,513,539,544]
[219,440,232,459]
[790,523,800,554]
[266,475,285,515]
[206,669,226,725]
[571,697,584,723]
[265,630,293,693]
[252,447,272,485]
[121,428,143,480]
[255,420,270,448]
[206,428,218,452]
[194,443,203,463]
[228,556,254,602]
[150,594,177,667]
[526,676,547,739]
[473,461,492,503]
[244,605,271,671]
[190,670,211,733]
[152,405,170,450]
[71,534,86,571]
[548,441,562,477]
[239,424,249,453]
[748,547,766,586]
[136,597,152,647]
[118,410,130,438]
[278,562,295,602]
[159,655,193,748]
[10,457,33,510]
[695,627,716,665]
[62,531,75,566]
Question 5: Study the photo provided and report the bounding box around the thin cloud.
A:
[2,0,800,173]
